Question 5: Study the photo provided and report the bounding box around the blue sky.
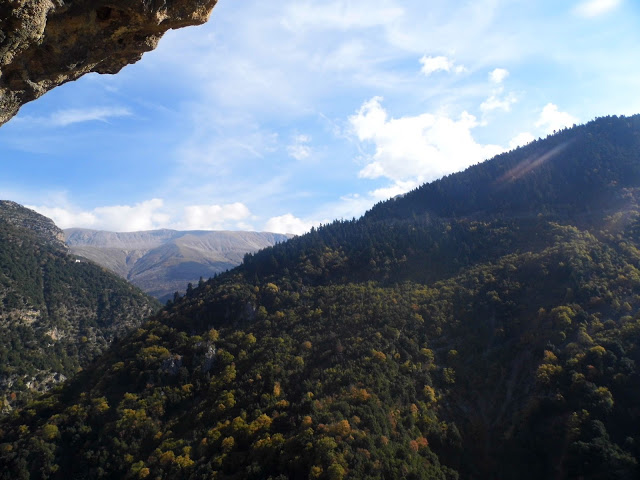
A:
[1,0,639,234]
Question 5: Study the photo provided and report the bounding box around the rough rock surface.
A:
[0,200,66,247]
[0,0,218,125]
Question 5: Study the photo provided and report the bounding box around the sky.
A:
[1,0,639,234]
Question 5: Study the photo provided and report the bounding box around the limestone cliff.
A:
[0,0,218,125]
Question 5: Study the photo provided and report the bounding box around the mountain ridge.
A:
[366,115,640,224]
[65,228,293,301]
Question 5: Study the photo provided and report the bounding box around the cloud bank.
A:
[350,97,504,186]
[30,200,255,232]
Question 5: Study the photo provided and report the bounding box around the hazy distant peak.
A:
[64,228,292,301]
[64,228,184,249]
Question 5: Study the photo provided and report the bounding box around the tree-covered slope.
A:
[367,114,640,222]
[0,201,160,411]
[1,115,640,479]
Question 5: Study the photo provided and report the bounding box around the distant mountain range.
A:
[64,229,292,302]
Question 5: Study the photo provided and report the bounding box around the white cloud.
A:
[14,106,132,128]
[92,200,171,231]
[480,91,517,113]
[419,55,465,76]
[287,134,312,160]
[179,203,252,230]
[369,180,418,201]
[30,199,168,231]
[535,103,579,134]
[376,181,413,199]
[350,97,504,184]
[481,69,516,114]
[489,68,509,84]
[28,206,98,230]
[28,199,253,232]
[509,132,535,149]
[264,213,316,235]
[574,0,622,17]
[50,107,132,127]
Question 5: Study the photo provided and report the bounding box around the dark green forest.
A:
[1,115,640,479]
[0,202,160,410]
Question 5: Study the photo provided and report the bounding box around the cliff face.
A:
[0,0,218,125]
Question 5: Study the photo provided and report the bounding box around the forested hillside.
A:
[0,201,160,411]
[1,115,640,479]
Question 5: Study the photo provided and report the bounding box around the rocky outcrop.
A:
[0,200,66,247]
[0,0,218,125]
